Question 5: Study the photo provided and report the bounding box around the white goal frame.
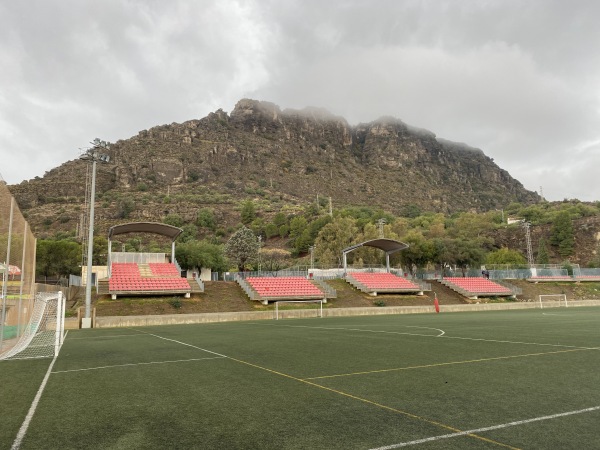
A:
[274,300,323,320]
[538,294,568,309]
[0,291,66,361]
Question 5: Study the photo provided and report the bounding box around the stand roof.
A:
[108,222,183,241]
[342,238,409,255]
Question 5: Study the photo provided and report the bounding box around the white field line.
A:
[51,356,226,374]
[370,405,600,449]
[136,330,513,448]
[405,326,445,336]
[11,356,58,450]
[130,329,228,358]
[66,333,148,340]
[274,324,598,350]
[303,347,594,380]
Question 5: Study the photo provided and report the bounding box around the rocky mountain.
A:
[10,99,539,237]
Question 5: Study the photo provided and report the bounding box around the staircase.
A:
[188,278,204,294]
[138,263,153,277]
[97,278,110,295]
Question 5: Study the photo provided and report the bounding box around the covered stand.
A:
[107,222,183,276]
[342,238,409,274]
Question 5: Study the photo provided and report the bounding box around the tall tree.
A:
[314,217,358,266]
[550,211,575,258]
[176,240,227,272]
[224,226,259,271]
[486,248,527,265]
[240,200,256,225]
[36,239,81,279]
[537,238,550,264]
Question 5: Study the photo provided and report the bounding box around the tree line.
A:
[34,198,600,279]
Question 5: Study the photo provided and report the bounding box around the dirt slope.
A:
[91,279,600,317]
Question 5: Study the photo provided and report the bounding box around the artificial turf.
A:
[2,307,599,449]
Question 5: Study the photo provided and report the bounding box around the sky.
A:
[1,0,599,202]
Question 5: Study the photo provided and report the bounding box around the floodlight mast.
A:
[522,221,534,267]
[80,140,110,328]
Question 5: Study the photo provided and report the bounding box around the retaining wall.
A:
[93,300,600,328]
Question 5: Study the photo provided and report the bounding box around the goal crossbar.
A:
[275,300,323,320]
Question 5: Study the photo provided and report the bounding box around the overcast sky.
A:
[1,0,599,202]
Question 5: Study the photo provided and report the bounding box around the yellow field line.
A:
[304,347,597,380]
[227,356,519,450]
[137,328,520,449]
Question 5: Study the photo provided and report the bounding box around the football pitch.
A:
[2,307,599,449]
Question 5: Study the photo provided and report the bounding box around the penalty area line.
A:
[370,405,600,449]
[303,347,594,380]
[134,329,515,449]
[51,356,226,374]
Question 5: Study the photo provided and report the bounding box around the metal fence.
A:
[110,252,167,264]
[0,179,39,355]
[575,268,600,277]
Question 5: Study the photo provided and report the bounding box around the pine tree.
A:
[550,211,575,258]
[240,201,256,225]
[537,237,550,264]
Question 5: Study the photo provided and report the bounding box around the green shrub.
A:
[168,298,182,309]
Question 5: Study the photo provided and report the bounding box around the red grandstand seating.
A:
[149,263,181,277]
[347,272,421,293]
[246,277,325,299]
[109,262,190,294]
[443,277,511,296]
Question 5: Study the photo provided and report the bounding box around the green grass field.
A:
[2,307,599,449]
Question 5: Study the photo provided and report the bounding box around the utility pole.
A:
[377,218,386,238]
[80,140,110,328]
[309,245,315,270]
[329,197,333,217]
[258,236,262,273]
[522,221,534,266]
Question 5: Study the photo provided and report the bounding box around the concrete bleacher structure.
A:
[573,275,600,281]
[239,276,328,305]
[526,268,574,283]
[441,277,514,299]
[527,275,573,282]
[346,272,425,296]
[108,262,191,299]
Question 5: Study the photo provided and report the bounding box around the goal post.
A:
[0,291,66,361]
[538,294,568,309]
[275,300,323,320]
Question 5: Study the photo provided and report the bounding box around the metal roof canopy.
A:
[342,238,409,273]
[107,222,184,276]
[108,222,183,240]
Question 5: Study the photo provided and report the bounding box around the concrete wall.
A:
[92,300,600,328]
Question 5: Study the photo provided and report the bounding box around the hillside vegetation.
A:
[6,99,599,277]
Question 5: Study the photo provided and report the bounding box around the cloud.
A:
[0,0,599,202]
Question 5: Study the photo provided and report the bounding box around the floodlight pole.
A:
[522,221,534,267]
[83,157,97,325]
[81,142,110,328]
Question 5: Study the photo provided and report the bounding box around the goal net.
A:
[275,300,323,320]
[0,291,65,361]
[538,294,568,309]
